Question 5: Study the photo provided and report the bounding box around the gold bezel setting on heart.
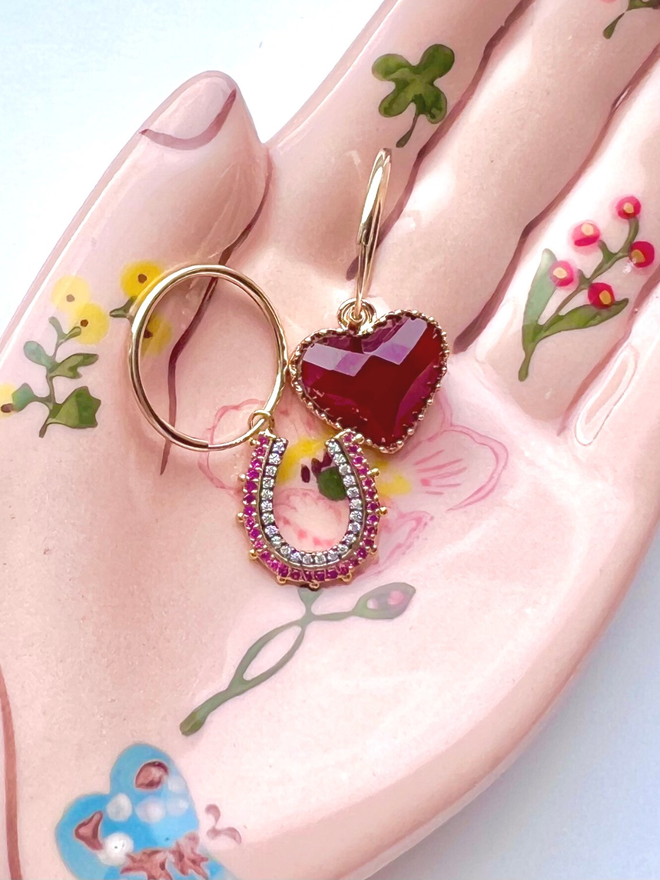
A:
[288,308,449,454]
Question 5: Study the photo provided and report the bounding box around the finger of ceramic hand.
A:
[367,0,660,345]
[257,0,524,295]
[470,54,660,422]
[0,72,268,445]
[564,280,660,504]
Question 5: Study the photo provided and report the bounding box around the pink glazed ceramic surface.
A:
[3,0,660,878]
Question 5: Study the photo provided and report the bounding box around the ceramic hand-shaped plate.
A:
[2,0,660,878]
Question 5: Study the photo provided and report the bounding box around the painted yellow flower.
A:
[143,314,172,355]
[71,302,110,345]
[278,436,328,484]
[370,453,413,497]
[0,383,16,417]
[51,276,91,314]
[121,261,164,306]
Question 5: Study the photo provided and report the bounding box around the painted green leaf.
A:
[50,352,99,379]
[373,43,455,147]
[11,383,38,412]
[539,298,629,340]
[49,316,66,339]
[48,317,82,343]
[44,386,101,431]
[521,249,557,353]
[603,13,625,37]
[23,340,56,370]
[351,583,416,620]
[316,467,348,501]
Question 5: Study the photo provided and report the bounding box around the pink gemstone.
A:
[254,540,265,552]
[277,563,290,578]
[367,515,379,525]
[338,563,350,576]
[316,571,326,582]
[357,464,369,475]
[290,569,302,581]
[267,558,280,572]
[304,570,316,583]
[247,468,260,480]
[357,547,367,559]
[243,494,255,506]
[364,539,375,551]
[245,480,258,492]
[249,527,261,541]
[260,550,271,562]
[348,444,359,454]
[326,568,338,580]
[368,502,380,512]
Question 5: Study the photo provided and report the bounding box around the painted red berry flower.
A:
[572,221,600,247]
[616,196,641,219]
[588,282,616,309]
[629,240,655,268]
[548,260,575,287]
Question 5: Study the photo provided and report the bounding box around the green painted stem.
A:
[36,324,79,437]
[109,298,135,319]
[179,595,356,736]
[604,0,659,38]
[518,349,533,382]
[179,585,415,736]
[180,617,310,735]
[396,109,421,148]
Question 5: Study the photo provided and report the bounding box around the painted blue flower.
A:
[56,744,225,880]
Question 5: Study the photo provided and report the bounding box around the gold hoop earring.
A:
[129,264,287,451]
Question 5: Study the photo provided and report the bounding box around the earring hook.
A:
[351,148,392,327]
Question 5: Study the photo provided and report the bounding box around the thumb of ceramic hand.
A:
[0,72,267,445]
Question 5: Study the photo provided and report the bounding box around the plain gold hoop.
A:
[129,264,288,452]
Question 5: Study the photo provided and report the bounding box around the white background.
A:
[1,2,659,878]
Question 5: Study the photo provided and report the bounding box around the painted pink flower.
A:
[629,240,655,268]
[588,282,616,309]
[200,391,507,573]
[572,221,600,247]
[548,260,575,287]
[616,196,641,219]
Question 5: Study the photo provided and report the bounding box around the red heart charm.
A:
[289,310,449,453]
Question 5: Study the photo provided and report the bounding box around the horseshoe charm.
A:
[238,429,385,587]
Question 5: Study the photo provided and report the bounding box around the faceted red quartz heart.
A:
[295,312,447,451]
